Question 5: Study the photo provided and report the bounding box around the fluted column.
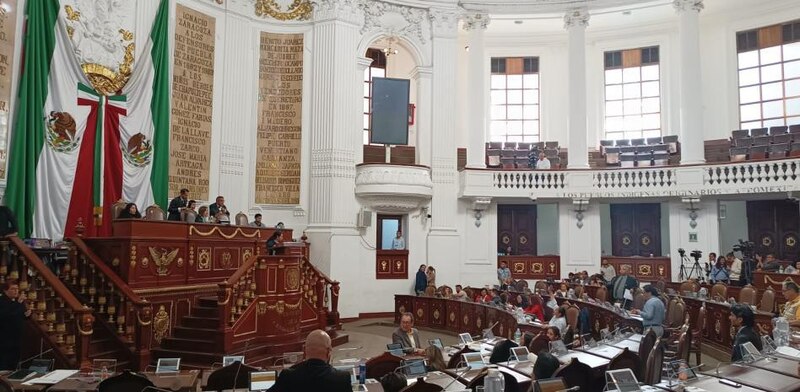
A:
[565,8,590,169]
[464,14,490,168]
[411,66,433,167]
[674,0,705,164]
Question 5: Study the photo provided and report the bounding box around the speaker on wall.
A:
[370,77,410,145]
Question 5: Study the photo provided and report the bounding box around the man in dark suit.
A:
[167,188,189,221]
[208,196,229,222]
[0,205,18,237]
[0,280,31,370]
[269,329,350,392]
[392,312,425,355]
[730,303,762,362]
[607,265,639,309]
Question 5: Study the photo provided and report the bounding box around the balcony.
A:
[460,157,800,199]
[355,163,433,213]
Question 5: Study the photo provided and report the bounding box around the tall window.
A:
[490,57,540,143]
[736,20,800,129]
[363,49,387,145]
[603,46,661,140]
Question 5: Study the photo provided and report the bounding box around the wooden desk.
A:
[753,271,800,293]
[701,363,800,392]
[610,338,641,352]
[363,372,468,391]
[456,366,530,392]
[656,375,768,392]
[556,351,610,369]
[376,250,409,280]
[600,256,671,281]
[747,356,800,378]
[551,297,645,339]
[498,255,561,280]
[46,370,200,392]
[577,344,625,360]
[681,296,774,355]
[394,295,518,339]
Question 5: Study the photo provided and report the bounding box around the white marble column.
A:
[411,66,433,167]
[675,0,705,165]
[565,9,590,169]
[464,14,490,169]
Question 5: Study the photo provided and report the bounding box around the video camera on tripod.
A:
[678,248,705,281]
[733,239,756,285]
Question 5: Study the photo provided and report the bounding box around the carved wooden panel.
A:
[497,205,537,255]
[499,255,560,279]
[430,298,445,327]
[747,200,800,261]
[611,203,662,257]
[601,256,670,281]
[376,250,408,279]
[446,302,460,333]
[395,296,413,324]
[412,297,430,327]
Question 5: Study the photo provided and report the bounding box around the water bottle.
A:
[483,366,505,392]
[775,317,790,347]
[514,328,522,345]
[358,361,366,384]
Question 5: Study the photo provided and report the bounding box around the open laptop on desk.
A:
[401,358,427,379]
[606,368,641,392]
[155,358,181,374]
[462,352,486,370]
[222,356,244,367]
[428,338,444,350]
[6,358,54,381]
[249,370,277,391]
[510,346,530,363]
[387,343,404,356]
[458,333,473,345]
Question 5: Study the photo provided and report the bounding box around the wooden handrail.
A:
[222,252,258,287]
[302,256,339,286]
[8,236,87,311]
[68,237,148,306]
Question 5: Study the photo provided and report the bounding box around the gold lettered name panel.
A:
[169,4,215,200]
[255,32,303,205]
[0,1,17,179]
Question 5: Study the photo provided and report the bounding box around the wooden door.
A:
[497,205,537,255]
[610,203,662,257]
[747,200,799,261]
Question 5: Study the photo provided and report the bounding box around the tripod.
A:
[679,254,704,281]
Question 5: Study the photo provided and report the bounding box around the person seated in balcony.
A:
[0,280,32,370]
[269,329,350,392]
[266,229,284,255]
[451,284,469,301]
[535,152,551,170]
[476,288,491,303]
[117,203,142,219]
[208,196,229,220]
[783,261,800,275]
[782,282,800,328]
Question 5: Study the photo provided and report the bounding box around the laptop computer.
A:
[155,358,181,374]
[511,346,530,362]
[428,338,444,349]
[666,360,697,383]
[6,359,54,381]
[222,355,244,367]
[401,359,427,378]
[606,368,641,392]
[387,343,404,356]
[459,333,473,344]
[462,352,486,369]
[740,341,761,362]
[249,370,277,391]
[549,340,568,356]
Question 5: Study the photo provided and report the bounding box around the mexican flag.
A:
[5,0,169,239]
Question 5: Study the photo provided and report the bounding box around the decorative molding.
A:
[471,197,491,227]
[254,0,313,21]
[310,149,356,179]
[360,1,428,45]
[462,13,490,31]
[429,8,459,39]
[563,7,590,29]
[311,0,363,25]
[355,164,433,213]
[672,0,704,12]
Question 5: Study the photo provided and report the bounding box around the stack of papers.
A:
[775,346,800,358]
[23,370,78,385]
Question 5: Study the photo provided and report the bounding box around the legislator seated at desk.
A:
[270,330,351,392]
[392,313,425,355]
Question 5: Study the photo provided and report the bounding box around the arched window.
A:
[363,48,387,145]
[736,20,800,128]
[603,46,661,141]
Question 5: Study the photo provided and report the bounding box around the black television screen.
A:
[370,77,410,145]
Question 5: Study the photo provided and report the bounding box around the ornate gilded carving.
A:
[380,260,388,271]
[198,248,211,271]
[638,265,652,276]
[549,263,556,273]
[463,314,469,325]
[221,251,233,268]
[266,299,301,314]
[189,225,260,239]
[112,257,119,267]
[176,257,184,268]
[416,308,423,319]
[433,309,440,320]
[286,267,300,291]
[148,247,179,276]
[398,305,406,314]
[77,313,94,336]
[188,247,195,267]
[513,262,525,273]
[243,248,253,262]
[129,245,137,269]
[257,301,267,315]
[532,263,543,273]
[449,312,455,323]
[141,257,149,268]
[153,305,169,344]
[254,0,312,21]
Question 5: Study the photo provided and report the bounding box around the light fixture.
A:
[472,197,492,228]
[573,198,589,229]
[682,197,701,229]
[382,36,399,57]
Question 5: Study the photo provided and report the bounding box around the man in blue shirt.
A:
[631,284,665,337]
[497,261,511,286]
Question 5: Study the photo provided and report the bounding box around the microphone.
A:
[392,360,421,375]
[441,363,472,390]
[714,361,743,376]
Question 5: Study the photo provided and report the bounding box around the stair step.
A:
[161,337,216,351]
[197,297,217,308]
[181,315,218,329]
[191,306,217,318]
[172,326,218,340]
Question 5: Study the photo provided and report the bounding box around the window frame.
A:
[488,56,541,144]
[363,49,387,146]
[602,46,662,141]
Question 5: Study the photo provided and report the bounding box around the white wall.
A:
[536,203,559,255]
[718,200,749,255]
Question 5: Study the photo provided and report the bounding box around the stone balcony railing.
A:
[460,157,800,200]
[355,163,433,213]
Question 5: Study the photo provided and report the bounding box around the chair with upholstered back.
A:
[529,332,550,355]
[144,205,165,220]
[637,329,657,369]
[423,286,436,297]
[679,279,699,293]
[565,305,580,331]
[438,285,453,298]
[572,285,584,299]
[0,378,13,392]
[758,287,775,313]
[366,351,403,380]
[688,304,705,366]
[446,346,476,369]
[668,298,687,329]
[711,283,728,301]
[182,208,197,223]
[608,347,642,380]
[111,200,128,220]
[552,357,592,392]
[533,377,567,392]
[739,284,757,305]
[489,339,518,364]
[632,289,645,310]
[655,279,666,294]
[643,339,665,385]
[204,361,259,391]
[595,286,608,302]
[664,297,678,328]
[97,370,154,392]
[234,212,249,226]
[399,378,444,392]
[463,287,475,300]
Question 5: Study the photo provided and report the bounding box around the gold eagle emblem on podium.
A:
[148,247,180,276]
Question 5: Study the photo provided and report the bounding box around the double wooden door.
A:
[610,203,662,257]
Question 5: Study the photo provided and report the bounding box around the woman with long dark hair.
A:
[118,203,142,219]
